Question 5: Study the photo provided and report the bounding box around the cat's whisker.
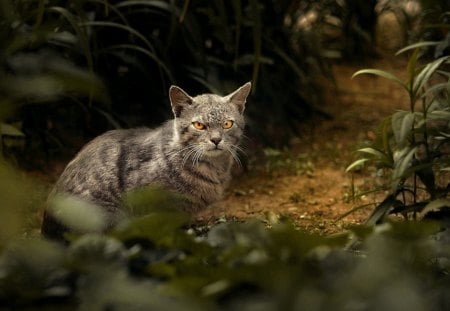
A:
[182,146,199,168]
[192,147,204,167]
[230,144,247,156]
[225,145,242,167]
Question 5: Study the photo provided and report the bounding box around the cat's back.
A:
[52,125,166,204]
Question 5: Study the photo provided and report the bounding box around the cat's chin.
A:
[204,148,226,157]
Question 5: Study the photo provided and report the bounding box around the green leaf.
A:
[420,82,449,101]
[112,212,190,246]
[413,56,450,96]
[405,48,419,93]
[391,110,408,145]
[399,112,415,148]
[47,194,108,234]
[352,69,405,90]
[357,147,392,167]
[345,158,369,172]
[392,147,417,186]
[396,41,440,55]
[0,123,25,137]
[430,110,450,120]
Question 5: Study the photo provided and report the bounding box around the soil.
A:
[27,58,411,235]
[194,58,410,234]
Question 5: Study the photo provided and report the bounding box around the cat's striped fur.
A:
[41,82,251,239]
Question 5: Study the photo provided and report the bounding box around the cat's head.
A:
[169,82,251,161]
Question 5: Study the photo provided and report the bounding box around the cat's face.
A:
[169,83,251,163]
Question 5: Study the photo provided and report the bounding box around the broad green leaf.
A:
[392,147,417,187]
[430,110,450,120]
[399,112,415,148]
[391,110,408,145]
[352,69,406,91]
[48,194,108,233]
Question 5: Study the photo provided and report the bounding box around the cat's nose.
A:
[210,137,222,146]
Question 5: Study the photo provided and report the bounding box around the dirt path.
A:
[195,59,410,234]
[27,59,410,235]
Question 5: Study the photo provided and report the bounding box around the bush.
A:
[1,208,450,310]
[347,38,450,224]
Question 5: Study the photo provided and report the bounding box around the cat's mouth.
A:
[205,146,224,155]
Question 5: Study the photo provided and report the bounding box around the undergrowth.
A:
[1,198,450,310]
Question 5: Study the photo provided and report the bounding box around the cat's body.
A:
[41,82,251,239]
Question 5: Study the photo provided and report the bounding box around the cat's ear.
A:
[169,85,193,117]
[227,82,252,114]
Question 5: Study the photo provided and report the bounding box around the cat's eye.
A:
[192,121,206,130]
[223,120,234,129]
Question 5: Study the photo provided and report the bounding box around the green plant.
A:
[1,204,450,309]
[2,0,336,163]
[347,43,450,225]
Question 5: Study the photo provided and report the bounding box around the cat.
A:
[41,82,252,240]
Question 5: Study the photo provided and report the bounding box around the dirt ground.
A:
[27,58,411,236]
[195,58,410,234]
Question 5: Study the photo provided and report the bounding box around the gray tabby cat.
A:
[41,82,251,240]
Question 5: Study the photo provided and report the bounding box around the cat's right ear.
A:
[169,85,193,117]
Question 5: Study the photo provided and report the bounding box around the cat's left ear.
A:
[169,85,193,117]
[227,82,252,114]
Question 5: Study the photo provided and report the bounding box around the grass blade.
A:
[352,69,406,91]
[80,21,156,53]
[104,44,174,82]
[346,158,369,172]
[396,41,440,55]
[48,7,94,72]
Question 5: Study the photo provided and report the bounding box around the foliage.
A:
[0,0,336,162]
[347,42,450,224]
[1,201,450,310]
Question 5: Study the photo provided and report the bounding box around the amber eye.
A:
[223,120,234,129]
[192,121,206,130]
